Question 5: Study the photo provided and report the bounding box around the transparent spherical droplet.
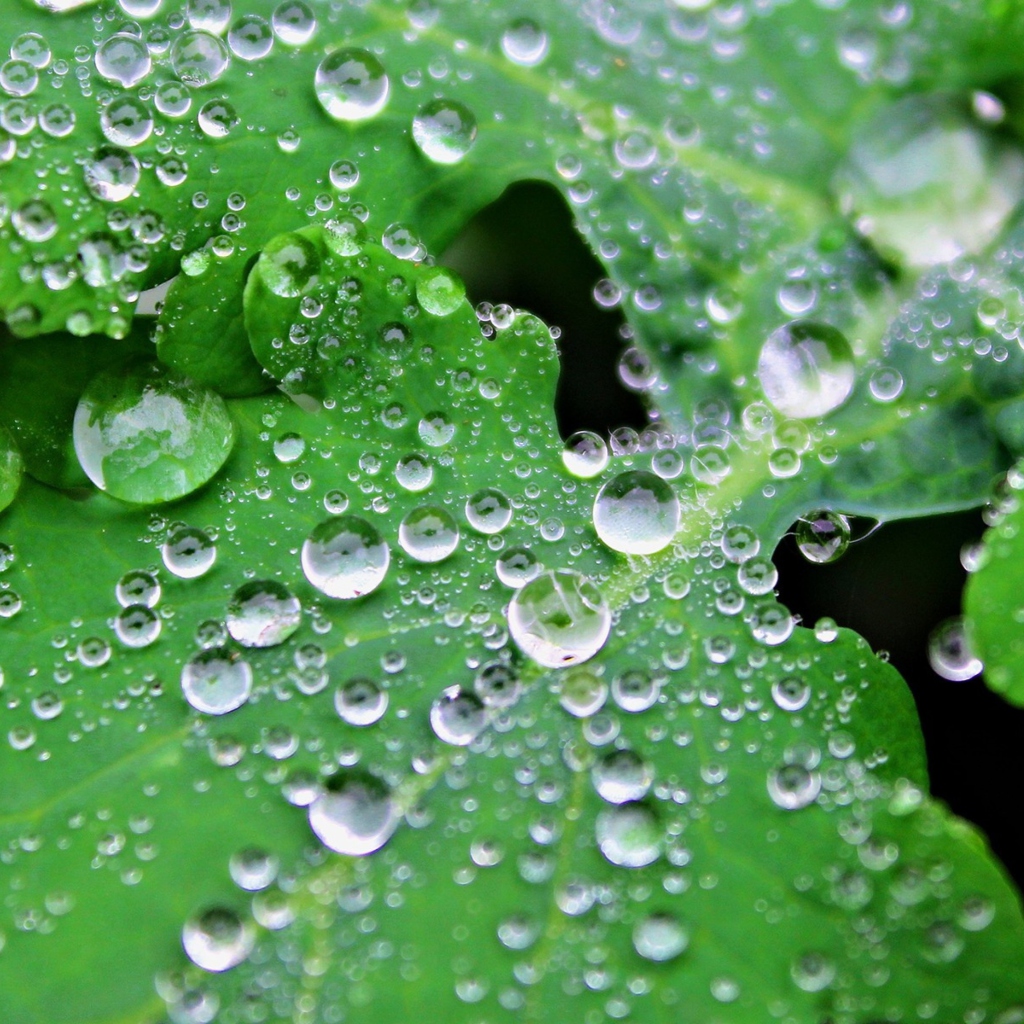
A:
[114,604,162,648]
[496,546,541,588]
[229,848,278,893]
[226,580,301,648]
[393,453,432,492]
[750,601,795,646]
[721,524,760,564]
[163,526,217,579]
[418,411,455,447]
[412,99,477,165]
[258,232,320,297]
[474,662,521,708]
[767,764,821,810]
[562,430,608,478]
[611,673,660,718]
[498,915,540,951]
[101,96,154,147]
[171,31,230,87]
[790,952,836,993]
[227,13,273,60]
[84,146,140,202]
[593,748,652,804]
[11,32,50,70]
[182,908,254,973]
[272,0,317,45]
[197,98,239,138]
[416,266,465,316]
[558,669,607,717]
[32,691,63,721]
[188,0,232,34]
[771,676,811,712]
[315,48,388,121]
[182,649,252,716]
[758,320,855,420]
[466,488,512,534]
[13,199,56,242]
[335,677,388,726]
[633,914,688,962]
[1,60,38,97]
[95,33,152,88]
[593,471,680,556]
[329,158,359,190]
[869,366,904,402]
[430,685,487,745]
[399,506,459,563]
[508,569,610,668]
[78,636,111,668]
[795,510,851,564]
[116,569,160,608]
[596,802,660,867]
[928,616,982,682]
[500,17,548,66]
[155,81,192,118]
[302,516,389,599]
[308,771,398,855]
[382,222,426,260]
[74,363,235,504]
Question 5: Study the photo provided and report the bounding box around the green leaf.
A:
[1,238,1023,1023]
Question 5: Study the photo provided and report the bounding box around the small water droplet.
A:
[928,616,982,681]
[562,431,608,478]
[795,510,851,564]
[500,18,548,66]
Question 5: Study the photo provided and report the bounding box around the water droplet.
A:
[869,366,904,402]
[558,669,607,717]
[393,453,432,492]
[596,803,660,867]
[229,849,279,892]
[188,0,232,35]
[329,158,359,190]
[171,31,230,87]
[767,763,821,810]
[633,914,688,962]
[101,96,154,147]
[928,617,982,681]
[315,49,389,121]
[562,431,608,478]
[181,649,252,715]
[335,677,388,726]
[228,14,274,60]
[412,99,477,165]
[758,320,855,419]
[272,0,317,45]
[465,488,512,534]
[508,570,610,668]
[495,546,541,588]
[85,146,140,202]
[302,516,389,599]
[474,663,521,708]
[114,605,162,648]
[308,771,398,855]
[418,411,455,447]
[163,526,217,579]
[399,506,459,563]
[78,636,111,668]
[501,18,548,66]
[95,33,152,88]
[795,510,851,563]
[771,676,811,712]
[593,471,680,555]
[197,98,239,138]
[416,266,465,316]
[115,569,160,608]
[721,524,760,564]
[498,915,540,950]
[226,581,301,648]
[430,685,487,745]
[182,908,254,973]
[611,670,660,712]
[258,231,320,297]
[790,952,836,992]
[593,748,652,803]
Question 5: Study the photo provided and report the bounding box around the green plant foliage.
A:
[2,1,1024,1022]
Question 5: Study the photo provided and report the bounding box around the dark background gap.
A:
[442,180,1024,888]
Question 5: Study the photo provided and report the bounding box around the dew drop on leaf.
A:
[170,31,230,88]
[412,99,478,165]
[767,763,821,810]
[430,685,487,745]
[758,320,855,420]
[84,146,141,202]
[500,18,549,66]
[633,913,688,962]
[301,515,389,599]
[795,510,851,564]
[562,430,609,478]
[94,33,152,88]
[114,604,161,648]
[315,48,389,122]
[225,580,302,648]
[507,569,610,667]
[181,648,253,715]
[595,802,661,867]
[416,266,465,316]
[558,668,607,717]
[399,506,460,563]
[593,470,680,555]
[928,616,983,682]
[771,676,811,712]
[495,545,541,588]
[181,908,254,973]
[163,525,217,579]
[307,771,399,855]
[335,677,388,726]
[593,748,652,803]
[228,849,279,892]
[465,488,512,534]
[271,0,317,46]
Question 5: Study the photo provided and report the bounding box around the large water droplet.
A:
[95,33,152,88]
[412,99,477,164]
[182,908,254,973]
[928,616,982,681]
[228,14,274,60]
[562,431,608,478]
[181,649,252,715]
[229,849,279,892]
[74,363,235,504]
[171,31,230,87]
[399,506,459,563]
[226,581,301,648]
[465,488,512,534]
[558,669,607,717]
[114,605,161,648]
[633,914,688,962]
[315,48,389,121]
[308,771,398,855]
[796,510,851,564]
[593,749,652,804]
[84,146,141,202]
[430,685,487,745]
[593,471,680,555]
[163,526,217,579]
[767,763,821,810]
[507,570,610,668]
[416,266,465,316]
[302,516,389,599]
[258,232,320,298]
[500,18,549,66]
[335,677,388,726]
[272,1,317,45]
[758,320,855,420]
[596,803,661,867]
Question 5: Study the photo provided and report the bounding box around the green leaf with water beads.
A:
[964,466,1024,704]
[1,237,1023,1022]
